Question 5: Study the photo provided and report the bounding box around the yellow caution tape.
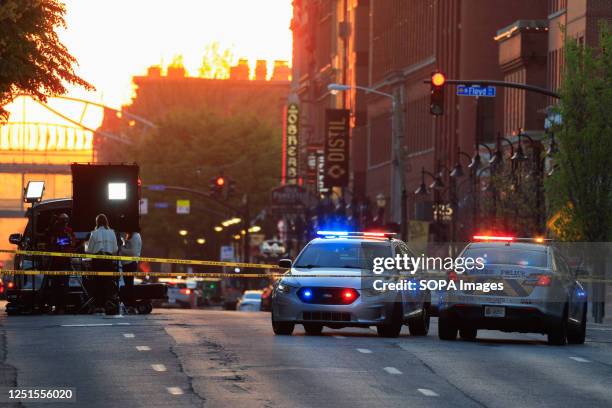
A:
[0,249,279,269]
[0,269,284,278]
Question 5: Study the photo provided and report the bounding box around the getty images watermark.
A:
[370,254,505,293]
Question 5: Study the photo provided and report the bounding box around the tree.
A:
[545,22,612,323]
[0,0,93,121]
[545,22,612,242]
[198,42,235,79]
[126,106,281,261]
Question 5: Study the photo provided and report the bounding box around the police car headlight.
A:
[276,281,295,294]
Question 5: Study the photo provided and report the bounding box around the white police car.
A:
[271,231,431,337]
[438,235,588,345]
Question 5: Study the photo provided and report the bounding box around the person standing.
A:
[86,214,119,311]
[121,231,142,287]
[46,213,75,313]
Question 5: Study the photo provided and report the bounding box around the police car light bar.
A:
[317,231,396,238]
[473,235,514,242]
[473,235,552,243]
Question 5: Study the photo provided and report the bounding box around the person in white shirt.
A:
[86,214,119,310]
[121,231,142,288]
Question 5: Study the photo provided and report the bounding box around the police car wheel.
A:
[459,328,477,341]
[303,323,323,335]
[408,308,430,336]
[547,318,568,345]
[272,320,295,335]
[567,305,587,345]
[377,303,403,338]
[438,317,458,340]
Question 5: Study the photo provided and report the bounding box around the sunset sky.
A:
[58,0,293,109]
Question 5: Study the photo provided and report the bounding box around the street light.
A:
[178,229,188,236]
[196,238,206,245]
[328,82,407,240]
[214,226,223,232]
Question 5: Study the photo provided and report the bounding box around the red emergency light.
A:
[473,235,515,242]
[216,177,225,187]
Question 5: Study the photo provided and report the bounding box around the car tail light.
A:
[447,271,459,281]
[7,281,14,289]
[180,288,191,295]
[0,286,3,294]
[535,275,552,286]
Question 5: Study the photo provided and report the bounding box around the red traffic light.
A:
[432,72,446,87]
[216,177,225,186]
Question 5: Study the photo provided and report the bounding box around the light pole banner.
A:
[324,108,350,188]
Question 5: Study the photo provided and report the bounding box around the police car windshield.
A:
[463,247,547,268]
[293,241,392,269]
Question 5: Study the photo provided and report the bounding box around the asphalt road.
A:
[1,304,611,408]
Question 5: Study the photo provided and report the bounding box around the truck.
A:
[5,163,166,315]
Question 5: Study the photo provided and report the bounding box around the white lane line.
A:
[166,387,183,395]
[569,356,590,363]
[418,388,439,397]
[123,333,135,338]
[383,367,402,375]
[136,346,151,351]
[117,322,131,326]
[333,335,346,339]
[356,348,372,354]
[151,364,167,372]
[61,323,113,327]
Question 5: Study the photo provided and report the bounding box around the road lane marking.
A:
[384,367,402,375]
[117,322,131,325]
[136,346,151,351]
[569,356,590,363]
[418,388,439,397]
[151,364,167,372]
[356,348,372,354]
[61,323,113,327]
[167,387,183,395]
[333,335,346,339]
[123,333,135,338]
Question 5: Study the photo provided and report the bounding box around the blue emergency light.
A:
[316,231,396,238]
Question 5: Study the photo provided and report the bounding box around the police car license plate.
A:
[484,306,505,318]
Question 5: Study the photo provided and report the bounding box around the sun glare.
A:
[58,0,293,109]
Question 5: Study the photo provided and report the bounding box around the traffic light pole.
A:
[391,87,408,242]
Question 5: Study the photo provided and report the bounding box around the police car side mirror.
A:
[278,259,292,269]
[9,233,22,245]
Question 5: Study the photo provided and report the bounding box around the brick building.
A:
[291,0,552,241]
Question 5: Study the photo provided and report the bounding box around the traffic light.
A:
[430,71,446,116]
[210,176,226,195]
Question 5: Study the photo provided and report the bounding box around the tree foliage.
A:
[545,22,612,241]
[126,107,281,257]
[198,42,235,79]
[0,0,93,121]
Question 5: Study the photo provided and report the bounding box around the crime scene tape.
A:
[0,249,279,270]
[2,269,612,283]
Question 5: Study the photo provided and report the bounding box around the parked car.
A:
[237,290,263,311]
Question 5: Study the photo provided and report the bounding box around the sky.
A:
[57,0,293,109]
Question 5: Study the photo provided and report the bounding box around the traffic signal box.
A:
[430,71,446,116]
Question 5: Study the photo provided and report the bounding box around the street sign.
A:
[176,199,190,215]
[139,198,148,215]
[147,184,166,191]
[220,245,235,261]
[457,85,496,97]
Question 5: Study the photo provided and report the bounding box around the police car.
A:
[438,235,587,345]
[271,231,431,337]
